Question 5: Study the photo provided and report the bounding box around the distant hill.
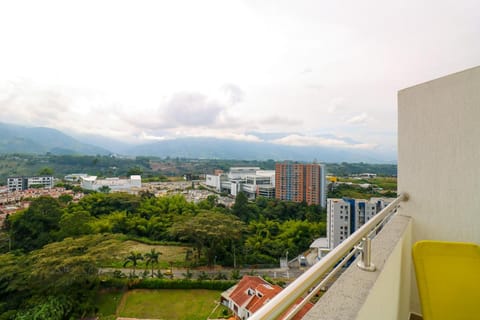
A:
[0,123,110,155]
[0,122,396,162]
[127,137,394,163]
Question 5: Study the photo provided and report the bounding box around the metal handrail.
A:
[248,193,408,320]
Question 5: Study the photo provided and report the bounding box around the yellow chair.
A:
[412,240,480,320]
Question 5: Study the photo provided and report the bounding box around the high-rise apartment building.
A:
[327,197,393,249]
[275,162,326,207]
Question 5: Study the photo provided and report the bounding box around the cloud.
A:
[163,92,224,126]
[271,134,376,149]
[0,81,71,125]
[304,84,323,90]
[301,67,313,74]
[263,116,303,126]
[346,112,369,125]
[327,97,346,113]
[221,83,245,105]
[188,131,262,142]
[141,129,262,143]
[121,91,227,131]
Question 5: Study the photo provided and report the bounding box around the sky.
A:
[0,0,479,158]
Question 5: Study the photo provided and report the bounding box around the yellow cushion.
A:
[413,241,480,320]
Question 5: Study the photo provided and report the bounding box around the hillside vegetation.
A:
[0,191,325,319]
[0,153,396,185]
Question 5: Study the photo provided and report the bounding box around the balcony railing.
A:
[248,193,409,320]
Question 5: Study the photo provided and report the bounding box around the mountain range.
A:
[0,122,109,155]
[0,122,395,163]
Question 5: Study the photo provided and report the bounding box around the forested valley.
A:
[0,191,325,319]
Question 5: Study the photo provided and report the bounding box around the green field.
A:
[114,289,229,320]
[337,177,397,190]
[96,291,123,320]
[102,241,192,269]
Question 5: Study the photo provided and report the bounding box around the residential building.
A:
[7,177,23,192]
[327,197,393,249]
[205,167,275,199]
[221,276,312,320]
[326,199,351,250]
[7,176,55,192]
[80,175,142,192]
[275,162,326,207]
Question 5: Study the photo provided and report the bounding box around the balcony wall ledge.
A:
[303,214,413,320]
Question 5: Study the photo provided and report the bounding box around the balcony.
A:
[249,65,480,320]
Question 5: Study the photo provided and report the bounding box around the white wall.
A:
[398,65,480,314]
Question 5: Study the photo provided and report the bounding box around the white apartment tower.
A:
[327,199,351,249]
[327,198,394,249]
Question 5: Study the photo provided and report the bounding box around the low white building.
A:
[205,167,275,199]
[80,175,141,192]
[310,237,330,260]
[64,173,89,182]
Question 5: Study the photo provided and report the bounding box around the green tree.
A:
[9,196,63,252]
[198,194,219,210]
[98,185,111,194]
[76,192,141,217]
[58,194,73,205]
[58,210,93,239]
[15,295,73,320]
[145,248,161,277]
[38,167,54,176]
[127,166,143,176]
[232,192,251,221]
[0,235,121,320]
[123,251,144,276]
[170,211,245,265]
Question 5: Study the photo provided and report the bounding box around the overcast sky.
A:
[0,0,479,157]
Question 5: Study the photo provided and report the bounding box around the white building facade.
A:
[327,197,394,249]
[80,175,142,192]
[64,173,89,182]
[7,176,55,192]
[205,167,275,199]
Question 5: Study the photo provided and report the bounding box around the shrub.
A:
[197,271,210,281]
[126,278,237,291]
[230,269,241,280]
[100,278,128,289]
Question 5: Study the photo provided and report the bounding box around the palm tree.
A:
[145,248,161,277]
[123,251,143,276]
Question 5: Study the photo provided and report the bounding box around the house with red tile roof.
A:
[221,276,313,320]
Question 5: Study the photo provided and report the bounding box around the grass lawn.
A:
[117,289,226,320]
[103,241,191,269]
[338,177,397,190]
[96,291,123,320]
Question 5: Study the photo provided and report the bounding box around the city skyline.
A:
[1,0,479,160]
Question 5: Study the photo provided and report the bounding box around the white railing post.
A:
[356,237,376,272]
